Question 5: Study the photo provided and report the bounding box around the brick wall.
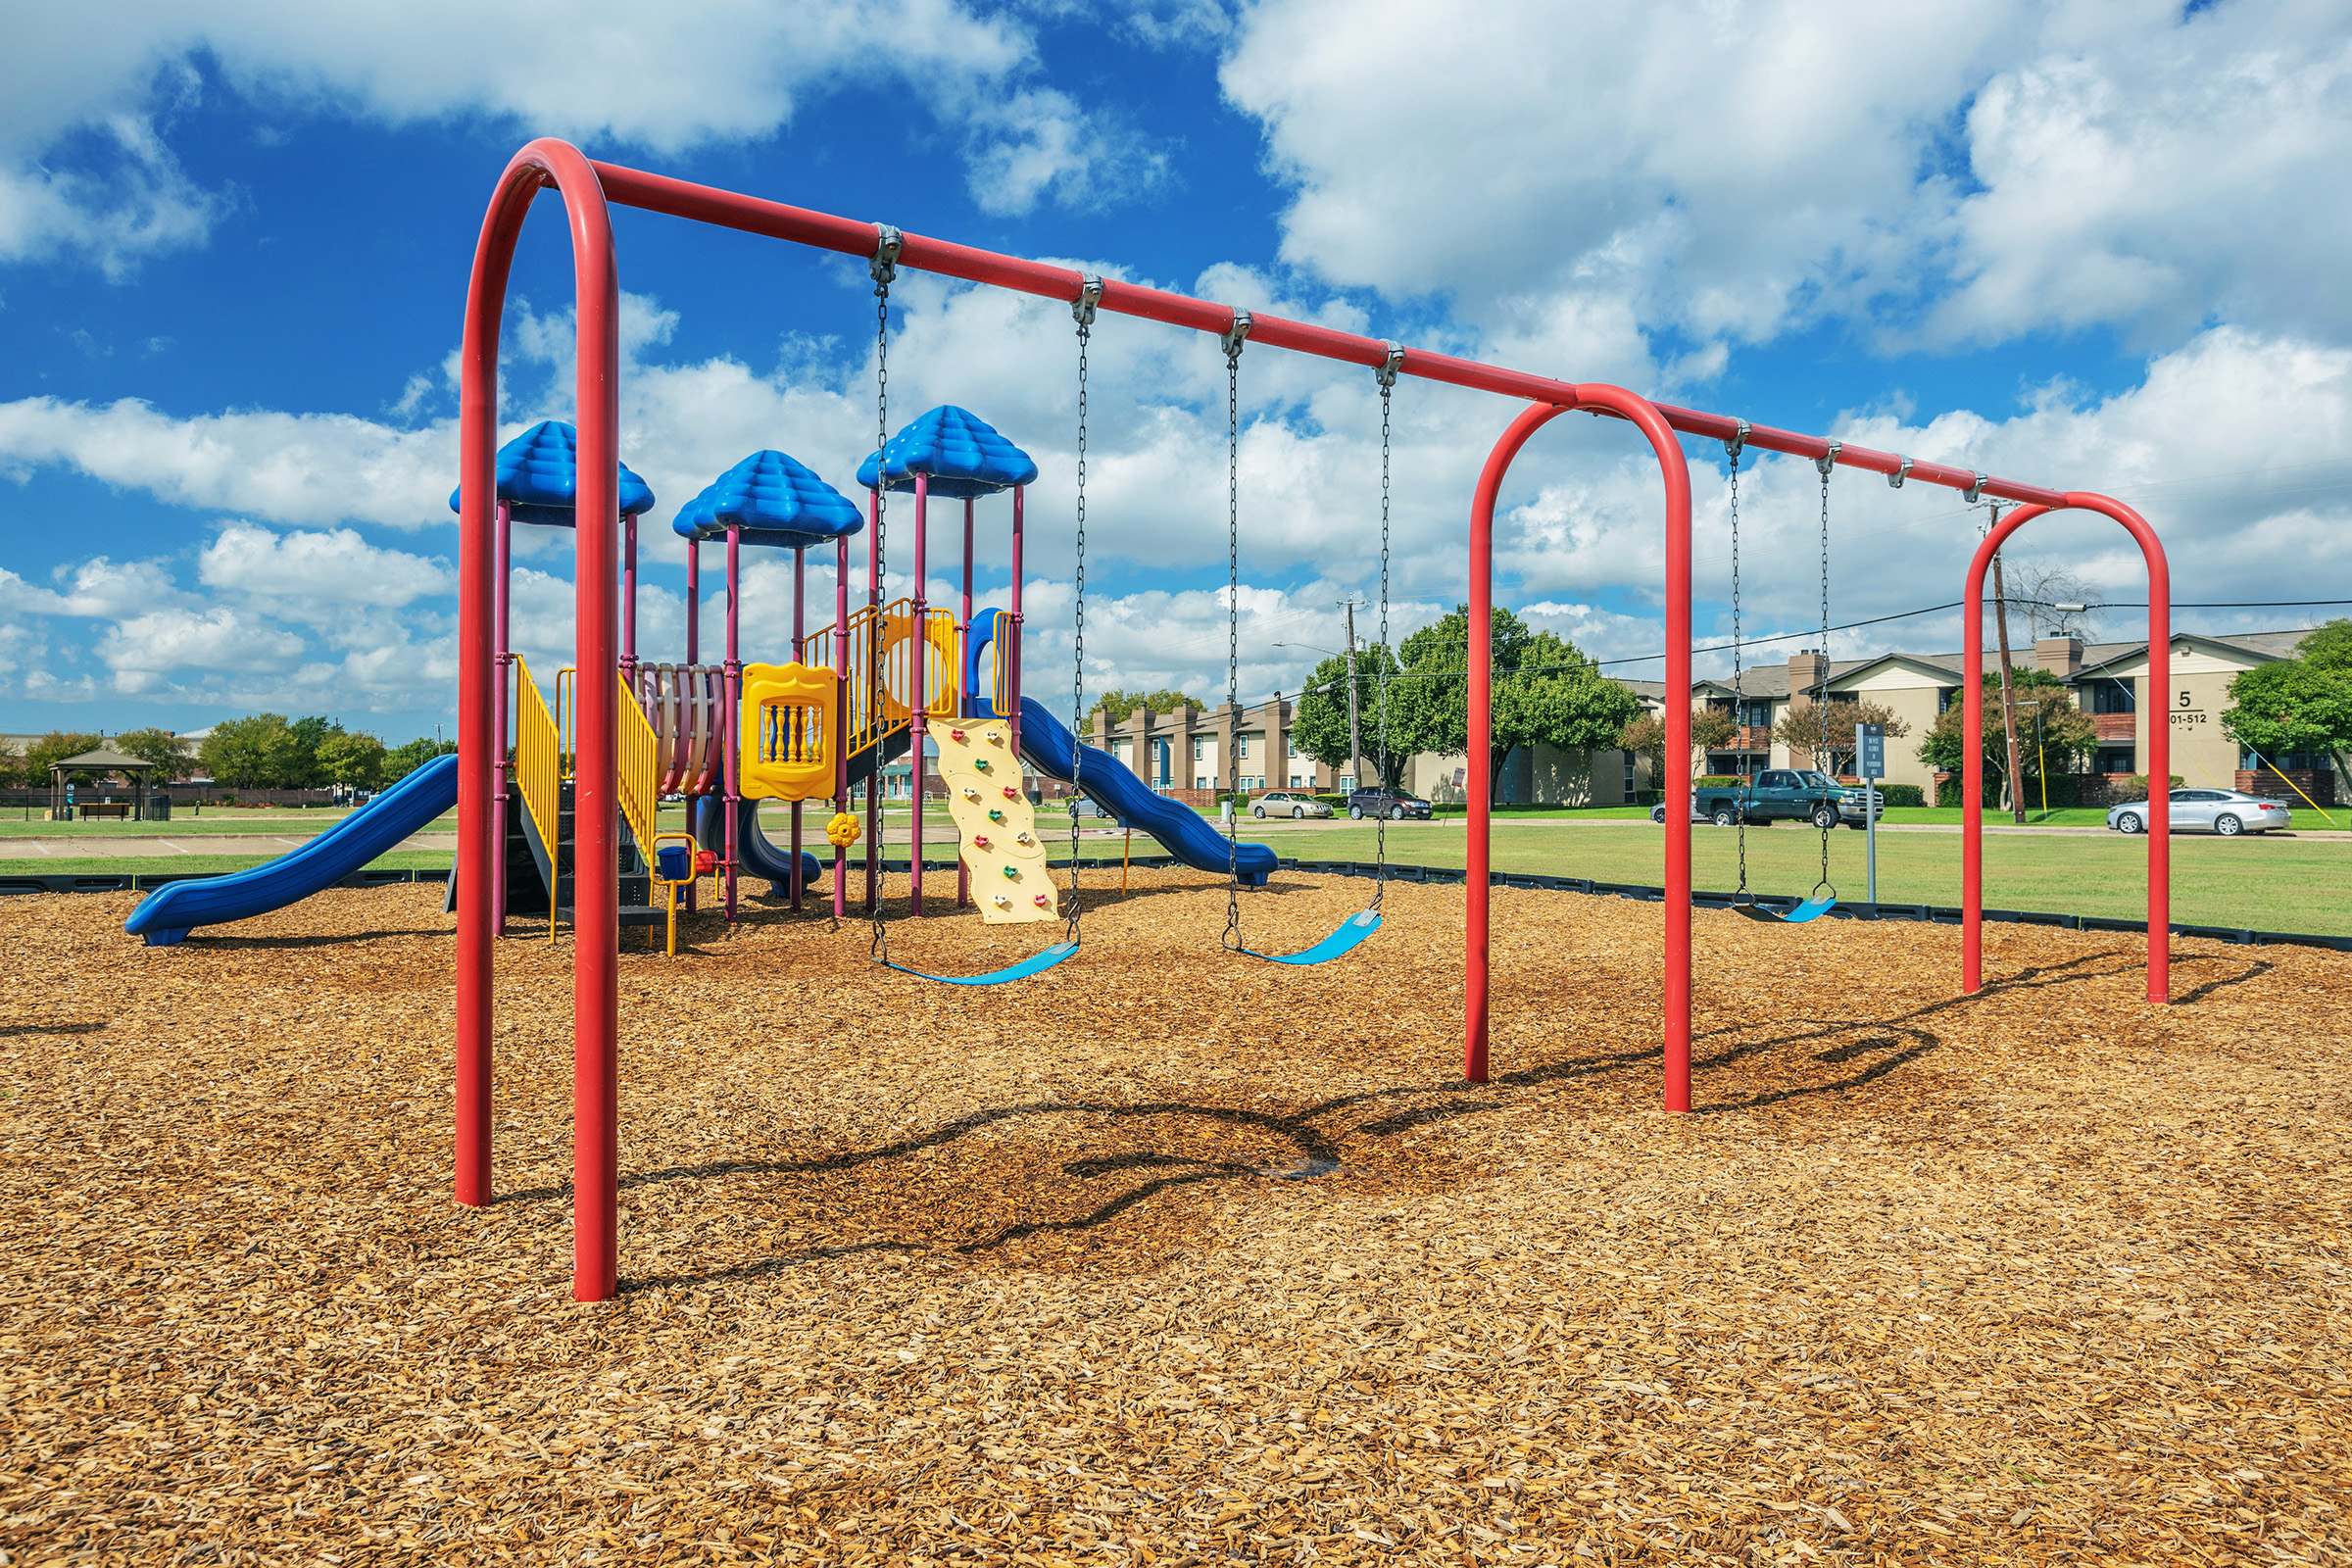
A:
[2235,769,2337,808]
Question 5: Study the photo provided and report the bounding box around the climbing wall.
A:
[934,720,1059,924]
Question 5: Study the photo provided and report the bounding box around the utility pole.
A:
[1989,507,2028,824]
[1341,599,1362,792]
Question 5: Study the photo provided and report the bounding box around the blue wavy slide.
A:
[125,754,460,947]
[1013,697,1276,886]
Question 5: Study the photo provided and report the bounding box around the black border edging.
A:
[8,856,2347,954]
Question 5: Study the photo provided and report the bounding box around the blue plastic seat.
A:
[878,941,1080,986]
[1235,909,1383,966]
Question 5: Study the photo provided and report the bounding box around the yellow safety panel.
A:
[934,720,1056,925]
[740,661,839,803]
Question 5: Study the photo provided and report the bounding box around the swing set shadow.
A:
[495,944,2265,1292]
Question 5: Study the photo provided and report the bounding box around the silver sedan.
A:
[2107,788,2292,836]
[1250,791,1332,819]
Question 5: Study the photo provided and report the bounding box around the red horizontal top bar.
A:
[590,160,2069,510]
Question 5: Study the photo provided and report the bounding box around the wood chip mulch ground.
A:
[3,867,2348,1566]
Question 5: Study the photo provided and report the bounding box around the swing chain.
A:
[1371,342,1401,906]
[867,226,898,967]
[1816,439,1837,899]
[1066,277,1102,942]
[1221,312,1249,952]
[1726,419,1748,902]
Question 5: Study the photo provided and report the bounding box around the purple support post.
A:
[1009,487,1023,760]
[723,520,742,923]
[621,513,638,685]
[958,496,973,909]
[833,536,850,919]
[909,473,929,917]
[790,544,806,910]
[492,500,512,937]
[684,538,699,915]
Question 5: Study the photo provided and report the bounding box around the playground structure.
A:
[459,140,2166,1300]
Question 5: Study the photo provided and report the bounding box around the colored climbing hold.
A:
[950,729,966,743]
[993,894,1011,908]
[985,729,1004,745]
[1014,831,1033,846]
[988,808,1005,823]
[961,786,981,801]
[973,835,991,849]
[974,758,992,772]
[1002,864,1020,880]
[1002,786,1018,799]
[825,811,862,848]
[1032,894,1051,907]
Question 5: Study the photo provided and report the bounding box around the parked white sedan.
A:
[1251,791,1332,819]
[2107,789,2292,836]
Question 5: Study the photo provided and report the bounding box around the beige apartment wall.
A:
[1830,667,1950,789]
[2099,644,2268,791]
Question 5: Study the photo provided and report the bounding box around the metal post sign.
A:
[1855,723,1886,779]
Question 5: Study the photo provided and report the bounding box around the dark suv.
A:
[1348,787,1432,820]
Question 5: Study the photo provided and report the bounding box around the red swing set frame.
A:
[453,140,2174,1301]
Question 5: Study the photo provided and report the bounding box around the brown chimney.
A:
[1787,650,1829,708]
[2034,636,2082,678]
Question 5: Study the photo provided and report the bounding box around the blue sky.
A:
[4,0,2351,745]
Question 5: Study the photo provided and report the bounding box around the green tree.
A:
[1771,699,1913,774]
[1086,687,1206,725]
[316,731,388,788]
[2292,617,2352,673]
[0,737,21,789]
[1616,708,1734,790]
[24,731,103,788]
[284,715,345,787]
[1387,607,1642,794]
[200,714,307,788]
[2222,660,2352,779]
[113,726,197,781]
[1291,644,1405,787]
[1918,670,2097,804]
[383,736,458,782]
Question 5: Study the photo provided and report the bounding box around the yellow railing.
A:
[991,620,1015,719]
[618,671,657,858]
[799,597,966,760]
[514,656,562,940]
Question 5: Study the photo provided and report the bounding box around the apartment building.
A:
[1691,629,2336,803]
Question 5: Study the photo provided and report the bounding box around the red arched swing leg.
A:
[1466,391,1694,1109]
[1961,495,2172,1004]
[454,139,624,1301]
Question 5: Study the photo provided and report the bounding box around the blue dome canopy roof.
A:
[670,450,864,550]
[857,405,1039,498]
[447,420,656,527]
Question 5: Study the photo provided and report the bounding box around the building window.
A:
[1339,774,1354,792]
[2246,749,2328,772]
[1623,752,1636,796]
[1196,774,1210,790]
[2090,681,2136,714]
[2095,747,2136,774]
[1192,736,1203,760]
[1237,736,1250,759]
[1288,737,1298,758]
[1738,700,1771,728]
[1290,773,1303,788]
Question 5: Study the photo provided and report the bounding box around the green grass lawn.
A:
[1232,818,2352,936]
[0,808,457,837]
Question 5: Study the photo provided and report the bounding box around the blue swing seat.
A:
[1731,894,1838,925]
[1237,909,1383,966]
[879,941,1081,987]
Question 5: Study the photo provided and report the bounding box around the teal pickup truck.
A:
[1692,768,1844,829]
